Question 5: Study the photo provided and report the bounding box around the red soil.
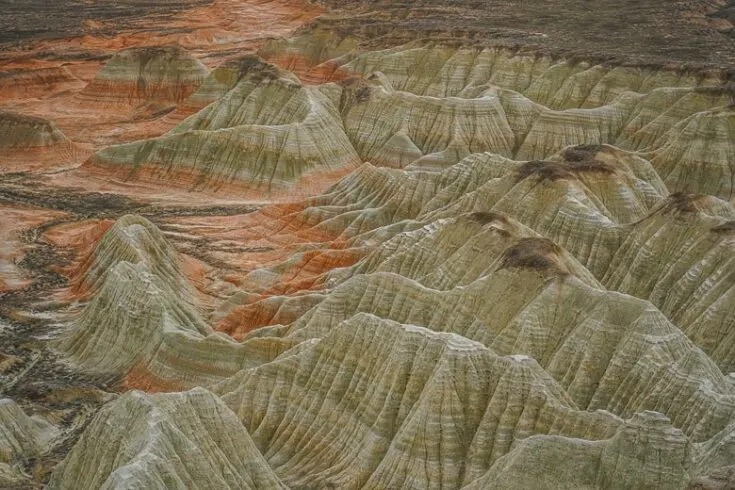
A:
[78,159,362,202]
[0,0,324,152]
[122,363,188,394]
[1,0,370,394]
[0,205,67,292]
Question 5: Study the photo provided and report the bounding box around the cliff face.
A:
[1,0,735,488]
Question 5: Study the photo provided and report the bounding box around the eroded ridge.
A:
[1,7,735,489]
[86,57,360,197]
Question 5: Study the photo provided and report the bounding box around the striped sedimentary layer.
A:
[58,215,295,390]
[77,45,209,107]
[50,314,734,488]
[83,41,734,197]
[0,111,83,172]
[0,111,69,149]
[54,156,735,486]
[230,144,735,371]
[87,57,359,193]
[47,40,735,489]
[293,40,734,198]
[48,388,286,489]
[0,398,58,486]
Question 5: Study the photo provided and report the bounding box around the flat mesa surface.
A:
[0,0,210,46]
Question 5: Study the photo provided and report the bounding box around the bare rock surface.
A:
[0,0,734,488]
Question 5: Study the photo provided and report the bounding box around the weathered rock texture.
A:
[78,45,209,107]
[333,45,733,197]
[84,42,735,200]
[86,58,360,195]
[49,315,735,488]
[0,111,83,172]
[58,215,296,391]
[48,388,285,489]
[1,3,735,488]
[0,399,58,486]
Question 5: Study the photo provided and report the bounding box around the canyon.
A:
[1,0,735,488]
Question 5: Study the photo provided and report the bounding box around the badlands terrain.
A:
[1,0,735,488]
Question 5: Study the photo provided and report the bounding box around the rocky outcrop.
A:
[48,388,285,489]
[218,314,621,488]
[0,111,83,172]
[4,6,735,488]
[49,313,734,488]
[651,109,735,199]
[0,398,58,486]
[283,268,735,441]
[240,143,735,373]
[335,44,734,197]
[336,51,733,191]
[0,112,68,150]
[78,45,209,107]
[178,55,275,113]
[86,60,360,194]
[58,215,295,390]
[81,41,734,198]
[465,411,692,489]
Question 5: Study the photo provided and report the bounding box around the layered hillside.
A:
[77,45,209,107]
[0,111,85,172]
[81,41,735,199]
[58,215,296,391]
[1,0,735,488]
[48,388,286,489]
[0,399,58,486]
[47,315,735,488]
[86,57,360,196]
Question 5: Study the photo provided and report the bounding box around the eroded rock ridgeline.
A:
[49,148,735,487]
[1,14,735,490]
[77,46,209,107]
[84,43,735,200]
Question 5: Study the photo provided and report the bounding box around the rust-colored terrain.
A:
[1,0,735,488]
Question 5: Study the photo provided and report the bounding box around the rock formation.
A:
[1,0,734,488]
[0,111,83,172]
[465,411,692,489]
[85,59,360,195]
[0,399,58,486]
[59,215,296,391]
[48,388,286,489]
[77,45,209,107]
[47,315,735,488]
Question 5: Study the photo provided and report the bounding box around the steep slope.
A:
[281,254,735,442]
[464,411,691,489]
[58,215,295,391]
[651,109,735,198]
[218,314,622,488]
[229,143,735,372]
[0,111,85,172]
[80,41,735,198]
[327,43,735,197]
[601,196,735,371]
[221,314,728,488]
[86,59,360,195]
[0,399,58,486]
[328,189,735,371]
[49,315,735,488]
[2,3,735,487]
[48,388,285,489]
[77,45,209,108]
